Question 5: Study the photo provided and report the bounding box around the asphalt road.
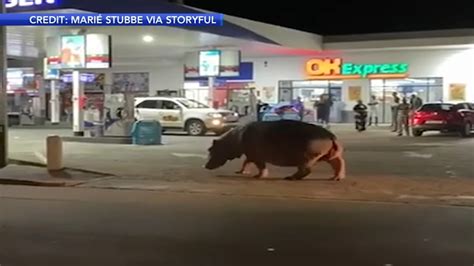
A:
[0,186,473,266]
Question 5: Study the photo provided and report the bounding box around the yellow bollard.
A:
[46,135,63,171]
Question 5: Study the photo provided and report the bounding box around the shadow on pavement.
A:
[217,174,335,182]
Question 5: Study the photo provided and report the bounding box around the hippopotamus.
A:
[204,120,346,181]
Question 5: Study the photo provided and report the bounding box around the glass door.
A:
[371,78,443,124]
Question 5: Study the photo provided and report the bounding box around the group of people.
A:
[353,92,423,136]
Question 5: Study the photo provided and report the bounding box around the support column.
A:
[0,1,7,168]
[72,71,84,136]
[50,80,60,125]
[208,76,215,108]
[38,74,46,125]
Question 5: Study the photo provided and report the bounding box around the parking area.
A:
[7,126,474,181]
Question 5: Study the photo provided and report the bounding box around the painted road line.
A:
[171,153,208,159]
[403,151,433,159]
[34,151,47,164]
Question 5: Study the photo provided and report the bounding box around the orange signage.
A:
[305,58,409,80]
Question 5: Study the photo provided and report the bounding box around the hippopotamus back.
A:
[241,120,336,167]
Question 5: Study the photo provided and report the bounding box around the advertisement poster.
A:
[199,50,220,77]
[61,35,86,69]
[348,86,362,101]
[112,72,149,93]
[219,50,240,77]
[260,86,277,104]
[449,83,466,101]
[46,36,61,69]
[86,34,112,69]
[184,51,199,78]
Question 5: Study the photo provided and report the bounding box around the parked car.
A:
[134,97,239,136]
[411,102,474,137]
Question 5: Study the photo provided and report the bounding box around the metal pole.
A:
[208,76,215,108]
[50,79,60,125]
[0,0,8,168]
[72,70,84,136]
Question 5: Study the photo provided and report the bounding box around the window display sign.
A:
[43,58,60,80]
[86,34,112,69]
[306,58,409,80]
[449,83,466,101]
[348,86,362,101]
[112,72,149,92]
[199,50,220,77]
[61,35,86,69]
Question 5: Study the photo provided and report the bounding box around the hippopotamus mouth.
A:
[204,157,226,170]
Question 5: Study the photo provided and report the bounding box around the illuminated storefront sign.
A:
[5,0,56,8]
[306,58,409,80]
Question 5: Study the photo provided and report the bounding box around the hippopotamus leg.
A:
[252,161,268,179]
[328,156,346,181]
[285,166,312,180]
[236,159,252,175]
[285,154,326,181]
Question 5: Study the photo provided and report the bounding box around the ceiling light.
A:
[142,35,154,43]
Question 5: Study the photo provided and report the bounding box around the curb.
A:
[9,159,115,177]
[0,178,68,187]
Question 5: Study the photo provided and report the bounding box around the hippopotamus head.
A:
[205,129,244,170]
[205,139,230,170]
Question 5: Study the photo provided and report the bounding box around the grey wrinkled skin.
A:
[205,120,346,181]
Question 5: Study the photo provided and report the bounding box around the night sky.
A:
[185,0,474,35]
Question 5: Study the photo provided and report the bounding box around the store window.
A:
[279,80,342,104]
[370,78,443,123]
[278,80,344,123]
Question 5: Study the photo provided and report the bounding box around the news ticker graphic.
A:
[0,13,224,26]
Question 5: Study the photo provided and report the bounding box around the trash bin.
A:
[131,120,162,145]
[90,123,104,138]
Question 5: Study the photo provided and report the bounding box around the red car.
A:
[411,102,474,137]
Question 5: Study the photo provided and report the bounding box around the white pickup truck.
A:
[135,97,240,136]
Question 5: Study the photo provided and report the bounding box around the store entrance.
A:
[278,80,344,123]
[370,78,443,123]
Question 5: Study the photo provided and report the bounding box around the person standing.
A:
[397,97,411,136]
[313,98,320,124]
[353,100,368,131]
[367,95,379,126]
[318,94,333,128]
[410,93,423,111]
[293,97,305,121]
[391,92,401,132]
